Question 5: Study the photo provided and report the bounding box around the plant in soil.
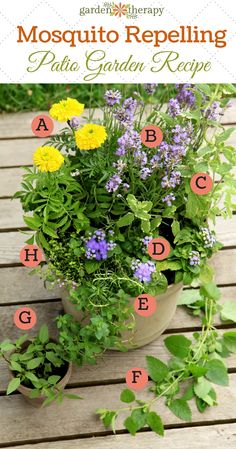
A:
[0,325,81,406]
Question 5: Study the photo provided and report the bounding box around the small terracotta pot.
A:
[9,341,72,408]
[61,283,183,349]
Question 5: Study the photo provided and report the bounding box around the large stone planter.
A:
[61,283,183,349]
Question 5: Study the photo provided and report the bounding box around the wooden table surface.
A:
[0,105,236,448]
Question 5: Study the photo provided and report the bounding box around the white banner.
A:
[0,0,235,83]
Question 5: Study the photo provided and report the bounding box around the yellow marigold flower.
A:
[75,124,107,150]
[49,98,84,122]
[33,146,64,172]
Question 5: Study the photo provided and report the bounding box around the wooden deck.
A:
[0,105,236,448]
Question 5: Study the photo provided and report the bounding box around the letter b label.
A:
[141,125,163,148]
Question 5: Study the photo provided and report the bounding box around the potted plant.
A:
[14,84,236,366]
[0,324,79,407]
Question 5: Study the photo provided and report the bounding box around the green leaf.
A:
[168,399,192,421]
[178,289,201,305]
[124,416,138,436]
[200,283,221,301]
[216,127,235,143]
[27,357,43,370]
[7,377,21,395]
[171,220,180,236]
[0,341,15,352]
[147,411,164,436]
[25,372,38,383]
[141,219,150,233]
[26,235,35,245]
[64,393,83,400]
[42,224,58,239]
[85,260,101,274]
[10,361,22,372]
[188,364,207,377]
[146,355,169,382]
[120,389,135,403]
[39,324,49,344]
[131,409,146,430]
[164,335,191,359]
[221,301,236,323]
[223,331,236,353]
[23,215,41,230]
[206,359,229,386]
[48,375,61,385]
[194,377,212,399]
[117,213,134,227]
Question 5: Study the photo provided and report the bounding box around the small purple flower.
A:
[200,227,216,248]
[176,84,196,107]
[189,250,200,266]
[70,116,80,129]
[141,236,153,252]
[104,89,122,106]
[123,182,130,191]
[85,230,116,261]
[168,98,181,117]
[140,167,151,180]
[123,97,138,113]
[161,171,181,189]
[131,259,156,283]
[114,107,134,126]
[134,150,147,167]
[113,159,127,173]
[144,84,157,95]
[116,130,141,156]
[162,193,176,206]
[105,174,122,193]
[205,101,220,121]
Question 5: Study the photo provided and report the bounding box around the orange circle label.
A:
[31,115,54,137]
[140,125,163,148]
[190,173,213,195]
[148,237,170,260]
[13,307,37,330]
[134,294,157,317]
[126,367,149,390]
[20,245,43,267]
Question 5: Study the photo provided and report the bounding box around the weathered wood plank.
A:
[0,375,235,445]
[0,199,25,229]
[0,328,235,394]
[0,138,47,167]
[0,109,103,140]
[0,267,60,304]
[5,424,236,449]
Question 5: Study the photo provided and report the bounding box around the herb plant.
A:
[0,325,81,406]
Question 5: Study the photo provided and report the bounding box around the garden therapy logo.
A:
[78,2,165,19]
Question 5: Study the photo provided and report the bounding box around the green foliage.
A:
[0,326,81,406]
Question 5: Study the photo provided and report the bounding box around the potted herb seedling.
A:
[0,325,80,407]
[14,84,236,366]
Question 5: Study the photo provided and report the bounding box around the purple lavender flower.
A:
[168,98,181,117]
[140,167,151,180]
[112,159,127,173]
[70,116,80,129]
[131,259,156,283]
[161,171,181,189]
[200,227,216,248]
[189,250,200,266]
[162,193,176,206]
[204,101,220,121]
[123,97,138,113]
[176,84,196,107]
[104,89,122,106]
[116,130,141,156]
[134,150,147,167]
[114,107,134,127]
[144,84,157,95]
[150,154,160,169]
[105,174,122,193]
[85,230,116,261]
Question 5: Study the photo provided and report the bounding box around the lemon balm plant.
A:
[14,84,236,371]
